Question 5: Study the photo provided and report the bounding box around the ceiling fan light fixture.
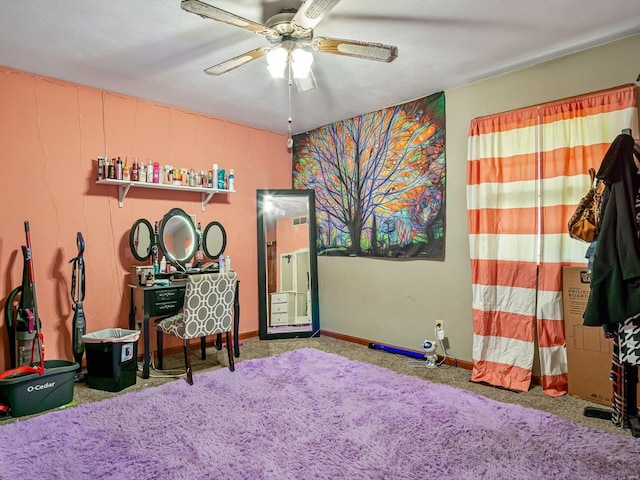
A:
[291,48,313,78]
[267,47,287,78]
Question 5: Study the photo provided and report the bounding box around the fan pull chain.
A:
[287,58,293,149]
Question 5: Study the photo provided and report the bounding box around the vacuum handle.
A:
[24,221,36,285]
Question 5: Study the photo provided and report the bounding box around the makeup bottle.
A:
[131,158,139,182]
[115,157,123,180]
[97,157,105,180]
[228,169,235,191]
[153,162,160,184]
[212,164,219,189]
[146,160,154,183]
[107,158,115,179]
[123,158,130,181]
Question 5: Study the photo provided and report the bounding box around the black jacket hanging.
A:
[583,133,640,326]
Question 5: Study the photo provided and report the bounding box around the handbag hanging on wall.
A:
[567,168,605,243]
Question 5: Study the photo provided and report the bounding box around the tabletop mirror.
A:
[158,207,199,271]
[129,218,155,261]
[202,221,227,259]
[257,189,320,340]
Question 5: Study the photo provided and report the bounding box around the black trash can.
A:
[82,329,140,392]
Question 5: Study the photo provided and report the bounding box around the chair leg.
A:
[184,339,193,385]
[225,331,235,372]
[156,330,164,370]
[216,333,222,350]
[200,337,207,360]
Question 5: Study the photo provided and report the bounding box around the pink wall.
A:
[275,217,309,291]
[0,66,292,372]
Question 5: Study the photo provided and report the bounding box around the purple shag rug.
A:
[0,348,639,479]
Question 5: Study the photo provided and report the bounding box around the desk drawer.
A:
[151,301,182,316]
[154,288,184,303]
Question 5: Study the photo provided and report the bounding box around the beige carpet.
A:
[5,336,633,436]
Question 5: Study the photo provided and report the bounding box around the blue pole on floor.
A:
[368,343,425,360]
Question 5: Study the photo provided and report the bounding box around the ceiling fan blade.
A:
[204,47,270,76]
[294,68,317,94]
[292,0,341,33]
[181,0,277,37]
[311,36,398,63]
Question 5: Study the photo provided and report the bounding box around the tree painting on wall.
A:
[293,91,445,259]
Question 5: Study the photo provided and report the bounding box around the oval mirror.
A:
[202,221,227,259]
[129,218,154,261]
[158,208,199,269]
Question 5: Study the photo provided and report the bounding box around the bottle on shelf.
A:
[97,157,105,180]
[107,158,115,179]
[219,255,225,274]
[160,256,167,274]
[146,160,154,183]
[228,169,235,191]
[139,161,147,183]
[131,158,139,181]
[115,157,123,180]
[212,164,218,189]
[225,255,231,272]
[153,162,160,184]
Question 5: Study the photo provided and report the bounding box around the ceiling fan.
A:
[180,0,399,93]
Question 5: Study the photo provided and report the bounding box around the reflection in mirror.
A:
[202,221,227,259]
[257,189,320,339]
[129,218,154,261]
[158,208,199,270]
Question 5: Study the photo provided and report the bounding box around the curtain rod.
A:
[472,83,636,121]
[522,83,636,112]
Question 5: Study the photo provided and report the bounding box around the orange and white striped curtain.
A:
[467,85,638,396]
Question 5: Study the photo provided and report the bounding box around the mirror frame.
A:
[129,218,155,261]
[257,189,320,339]
[202,221,227,259]
[158,207,199,270]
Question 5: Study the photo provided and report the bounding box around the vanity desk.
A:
[128,277,240,379]
[128,207,234,379]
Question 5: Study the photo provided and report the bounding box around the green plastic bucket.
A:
[0,360,79,417]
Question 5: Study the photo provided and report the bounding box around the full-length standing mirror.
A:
[257,189,319,339]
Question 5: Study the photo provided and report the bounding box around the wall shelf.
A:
[96,179,234,211]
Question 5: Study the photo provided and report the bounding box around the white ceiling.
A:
[1,0,640,135]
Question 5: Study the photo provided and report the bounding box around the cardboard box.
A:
[562,266,639,407]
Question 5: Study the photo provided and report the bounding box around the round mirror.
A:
[158,208,199,269]
[129,218,154,261]
[202,221,227,259]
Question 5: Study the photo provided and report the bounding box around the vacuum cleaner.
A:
[3,221,43,370]
[69,232,87,379]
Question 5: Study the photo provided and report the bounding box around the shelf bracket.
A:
[118,184,132,208]
[201,191,216,211]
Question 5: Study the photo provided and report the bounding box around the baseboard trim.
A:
[320,330,473,370]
